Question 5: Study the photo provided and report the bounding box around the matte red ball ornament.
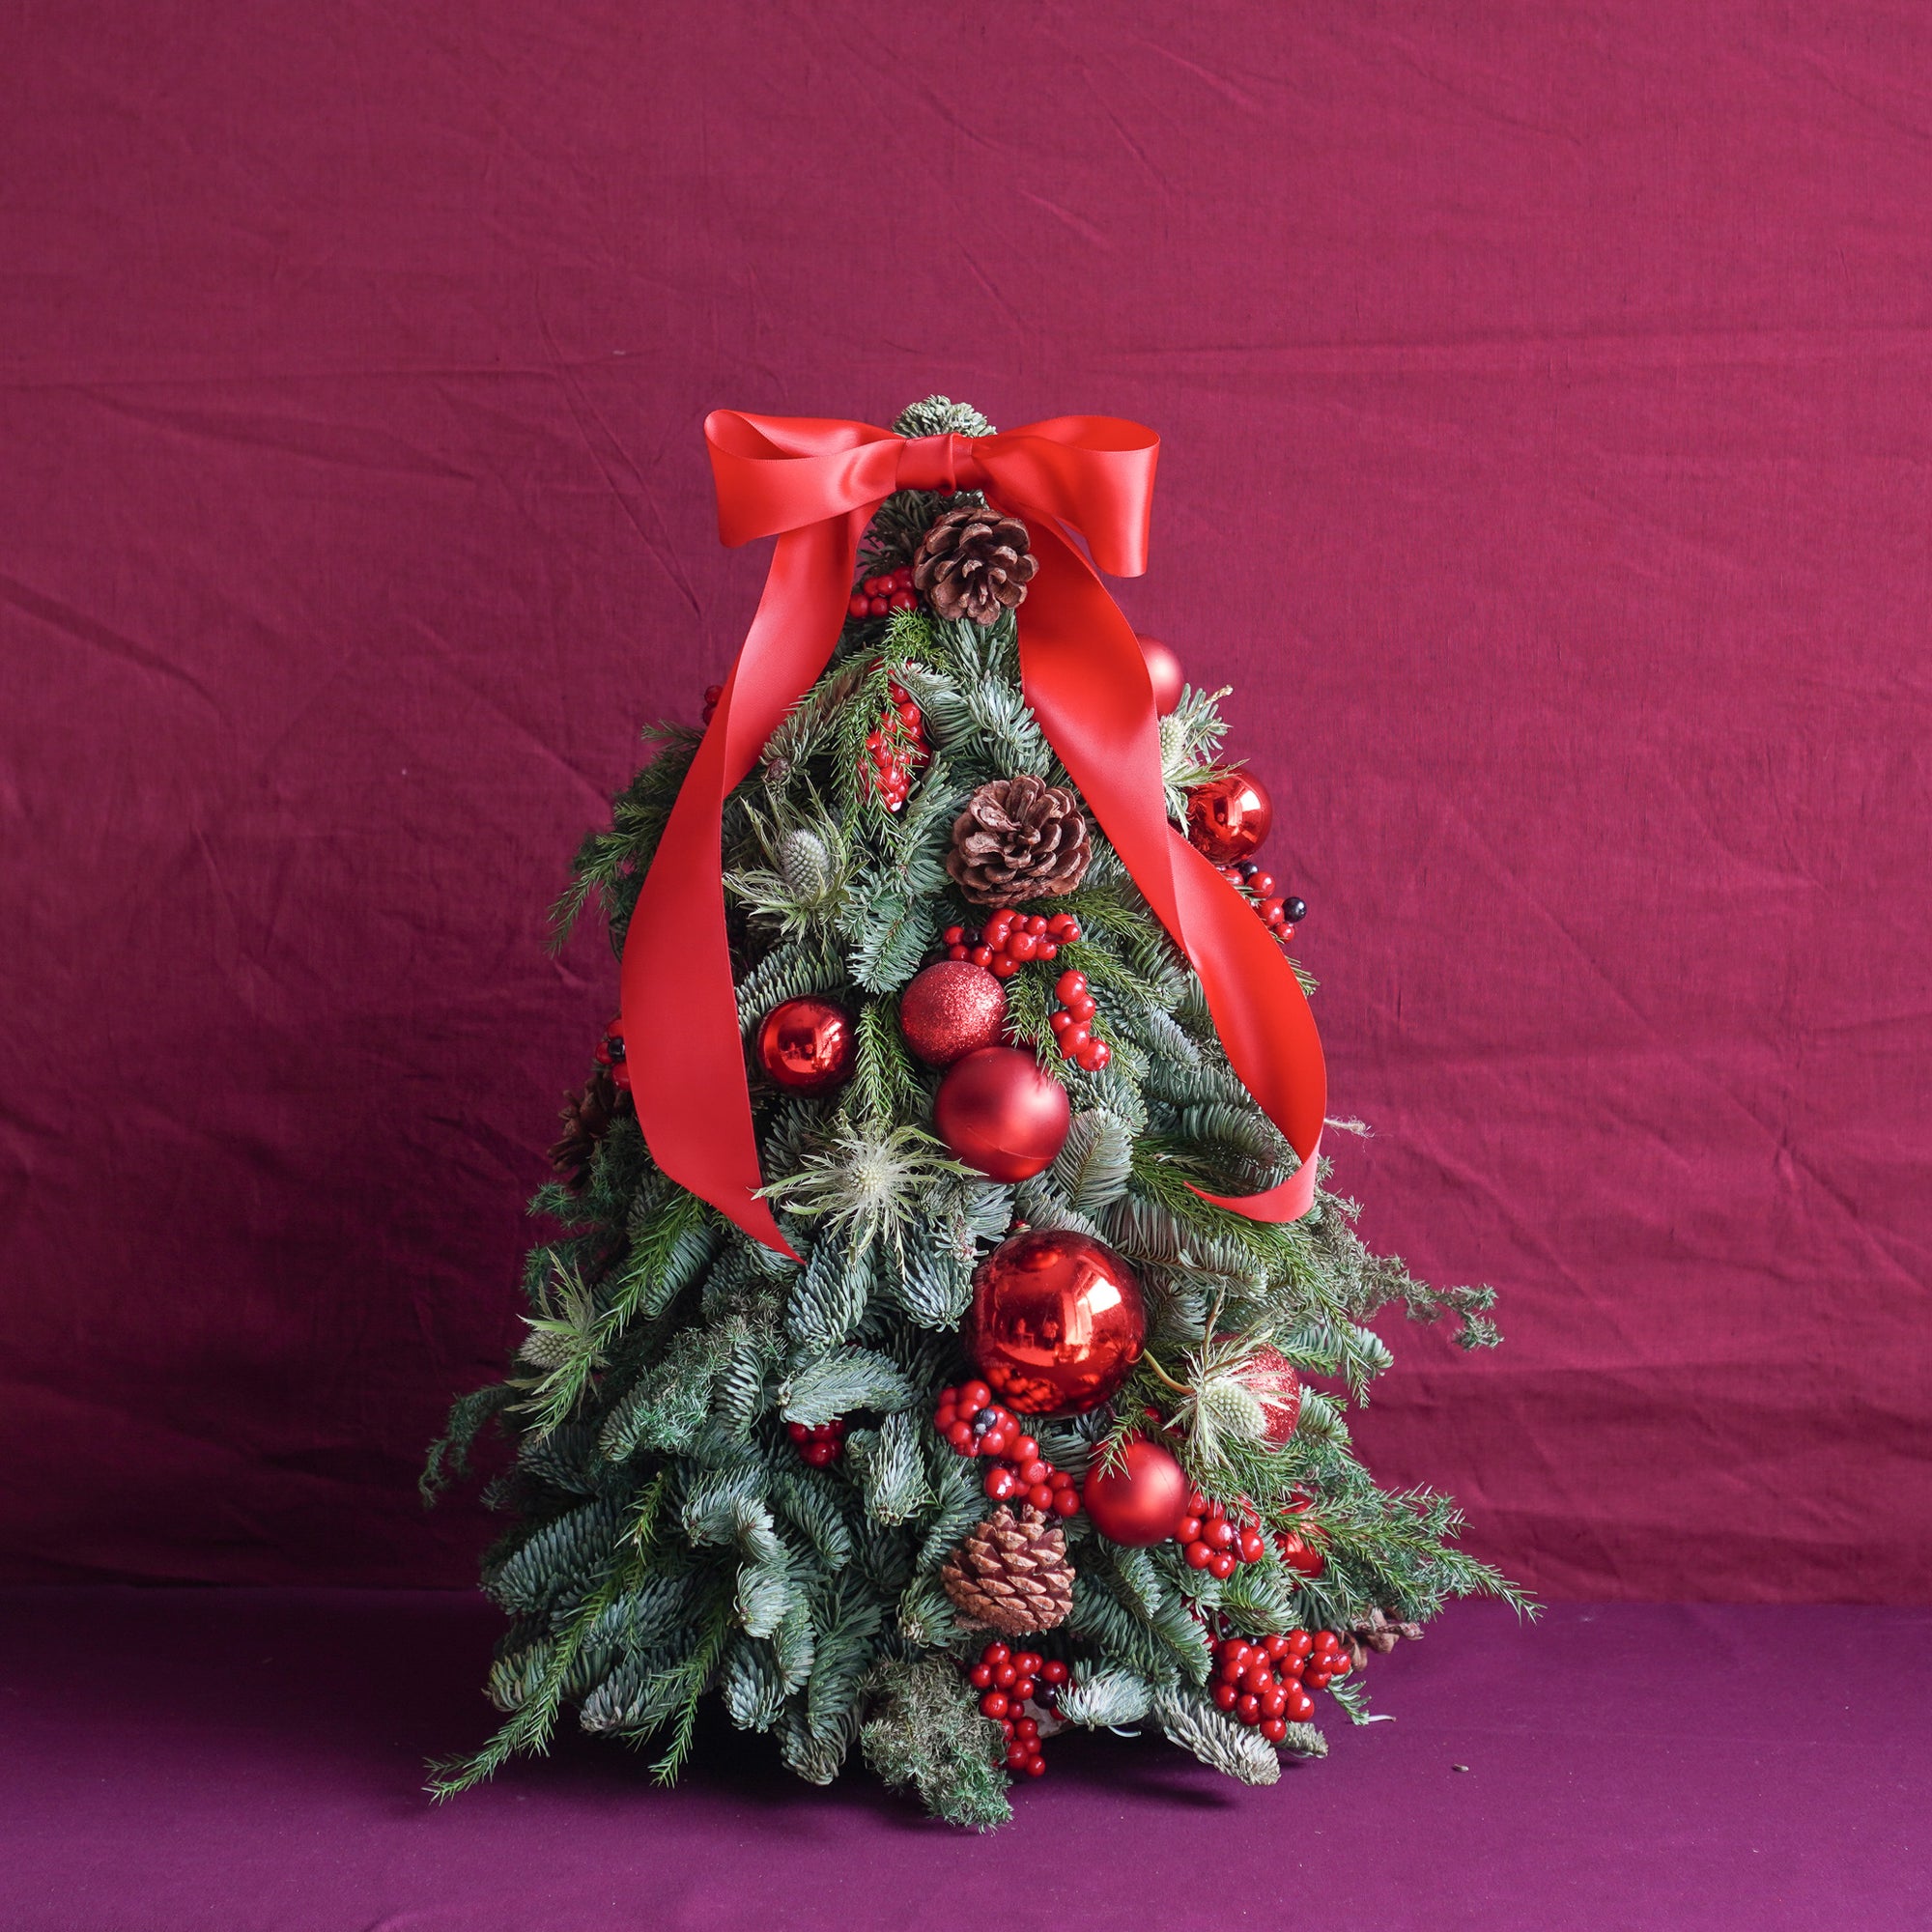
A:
[755,997,856,1094]
[1136,634,1185,716]
[964,1229,1148,1414]
[898,961,1008,1066]
[1081,1437,1190,1546]
[933,1047,1070,1182]
[1185,768,1274,865]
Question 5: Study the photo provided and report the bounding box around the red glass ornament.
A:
[1184,768,1274,865]
[1274,1527,1326,1577]
[1081,1437,1190,1546]
[964,1229,1147,1414]
[755,997,855,1094]
[1136,634,1185,715]
[898,962,1008,1066]
[933,1047,1070,1182]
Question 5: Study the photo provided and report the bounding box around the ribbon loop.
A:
[622,411,1325,1256]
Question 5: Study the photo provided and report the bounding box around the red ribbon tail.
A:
[620,514,868,1259]
[1015,517,1327,1224]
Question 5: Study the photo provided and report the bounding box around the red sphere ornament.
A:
[1185,768,1274,865]
[898,961,1008,1066]
[933,1047,1070,1182]
[1274,1525,1327,1577]
[756,997,856,1094]
[964,1229,1147,1414]
[1081,1437,1190,1546]
[1136,634,1185,716]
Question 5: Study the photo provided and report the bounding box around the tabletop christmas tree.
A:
[425,397,1520,1828]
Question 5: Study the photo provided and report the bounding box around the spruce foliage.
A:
[428,396,1522,1822]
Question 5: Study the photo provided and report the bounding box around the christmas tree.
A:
[424,396,1521,1828]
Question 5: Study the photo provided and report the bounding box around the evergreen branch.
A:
[850,997,922,1130]
[421,1383,516,1503]
[430,1531,637,1797]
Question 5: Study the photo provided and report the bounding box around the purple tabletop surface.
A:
[2,1588,1924,1931]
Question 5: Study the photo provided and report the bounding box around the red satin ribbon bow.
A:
[620,411,1326,1258]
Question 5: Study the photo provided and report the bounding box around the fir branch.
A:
[431,1526,636,1797]
[650,1592,738,1783]
[1048,1110,1135,1213]
[1056,1666,1154,1729]
[421,1383,516,1503]
[734,940,845,1034]
[1153,1687,1283,1786]
[781,1347,918,1425]
[850,1410,932,1524]
[850,997,922,1130]
[604,1190,716,1337]
[548,724,702,951]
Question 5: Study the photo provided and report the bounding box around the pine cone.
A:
[1341,1607,1426,1671]
[912,506,1037,625]
[548,1066,626,1186]
[945,776,1091,905]
[941,1507,1075,1635]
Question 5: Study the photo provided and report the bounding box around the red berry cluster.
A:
[592,1014,631,1093]
[1209,1628,1350,1740]
[932,1381,1082,1518]
[1178,1489,1266,1579]
[701,682,723,726]
[967,1640,1071,1777]
[1216,861,1306,947]
[865,676,929,812]
[941,906,1082,978]
[849,564,920,621]
[1045,967,1110,1073]
[785,1418,847,1467]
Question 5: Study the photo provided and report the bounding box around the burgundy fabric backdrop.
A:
[2,2,1926,1600]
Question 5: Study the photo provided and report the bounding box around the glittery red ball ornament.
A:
[933,1047,1070,1182]
[964,1229,1147,1414]
[1136,634,1185,716]
[1232,1342,1302,1446]
[898,961,1008,1067]
[1185,768,1274,865]
[755,997,856,1094]
[1081,1437,1190,1546]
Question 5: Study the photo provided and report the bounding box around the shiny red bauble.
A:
[897,961,1009,1067]
[1185,768,1274,865]
[755,996,856,1094]
[1081,1437,1190,1546]
[1233,1343,1302,1446]
[1274,1526,1326,1577]
[1136,634,1185,716]
[933,1047,1070,1181]
[964,1229,1148,1414]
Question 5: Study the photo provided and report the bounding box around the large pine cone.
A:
[941,1507,1075,1635]
[946,776,1090,905]
[912,506,1037,625]
[548,1066,626,1186]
